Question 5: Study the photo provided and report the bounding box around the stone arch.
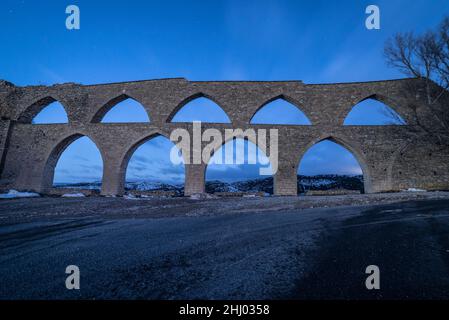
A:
[297,134,372,193]
[91,94,151,123]
[341,94,408,126]
[167,92,232,123]
[18,96,69,124]
[119,131,186,192]
[204,134,274,193]
[249,94,312,125]
[201,129,264,166]
[41,133,105,191]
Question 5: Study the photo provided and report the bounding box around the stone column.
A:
[0,120,11,178]
[274,164,297,196]
[366,169,390,193]
[364,152,395,193]
[101,158,125,196]
[184,163,206,196]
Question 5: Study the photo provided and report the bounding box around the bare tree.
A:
[384,16,449,144]
[379,107,406,125]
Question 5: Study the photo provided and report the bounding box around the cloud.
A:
[79,164,102,171]
[74,155,90,162]
[131,155,152,164]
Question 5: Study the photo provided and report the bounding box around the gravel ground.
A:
[1,196,449,299]
[1,191,449,224]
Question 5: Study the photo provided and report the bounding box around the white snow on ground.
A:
[124,194,138,200]
[123,194,159,200]
[404,188,427,192]
[61,193,86,198]
[190,193,218,200]
[0,190,40,199]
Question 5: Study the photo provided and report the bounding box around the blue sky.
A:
[2,0,447,184]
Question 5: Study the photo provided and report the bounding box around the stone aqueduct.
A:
[1,77,449,196]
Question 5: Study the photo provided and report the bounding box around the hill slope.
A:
[55,175,364,195]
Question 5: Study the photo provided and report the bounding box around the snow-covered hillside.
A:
[55,175,364,195]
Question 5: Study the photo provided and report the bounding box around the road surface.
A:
[1,198,449,299]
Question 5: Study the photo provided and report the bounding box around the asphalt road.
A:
[1,199,449,299]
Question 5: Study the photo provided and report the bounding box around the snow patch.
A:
[62,193,86,198]
[190,193,218,200]
[0,190,40,199]
[404,188,427,192]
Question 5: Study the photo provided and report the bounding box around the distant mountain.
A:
[55,175,364,195]
[205,175,363,194]
[298,175,364,193]
[125,181,184,195]
[53,182,102,190]
[205,178,274,194]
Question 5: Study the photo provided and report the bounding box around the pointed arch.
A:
[205,137,273,194]
[297,135,371,193]
[91,94,151,123]
[343,95,406,125]
[42,134,104,190]
[32,101,69,124]
[168,93,231,123]
[250,95,312,125]
[121,132,185,192]
[18,96,69,124]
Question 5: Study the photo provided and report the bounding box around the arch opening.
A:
[19,97,69,124]
[205,138,273,195]
[344,98,406,125]
[170,95,231,123]
[100,96,150,123]
[124,135,185,196]
[251,97,312,125]
[32,101,69,124]
[297,138,366,194]
[52,136,103,190]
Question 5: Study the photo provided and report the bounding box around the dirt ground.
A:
[2,195,449,299]
[1,191,449,225]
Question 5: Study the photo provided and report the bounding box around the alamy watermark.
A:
[65,265,80,290]
[64,5,379,31]
[365,265,380,290]
[66,5,80,30]
[365,5,380,30]
[169,122,279,175]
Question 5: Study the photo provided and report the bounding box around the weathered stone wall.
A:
[0,77,448,196]
[0,120,12,183]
